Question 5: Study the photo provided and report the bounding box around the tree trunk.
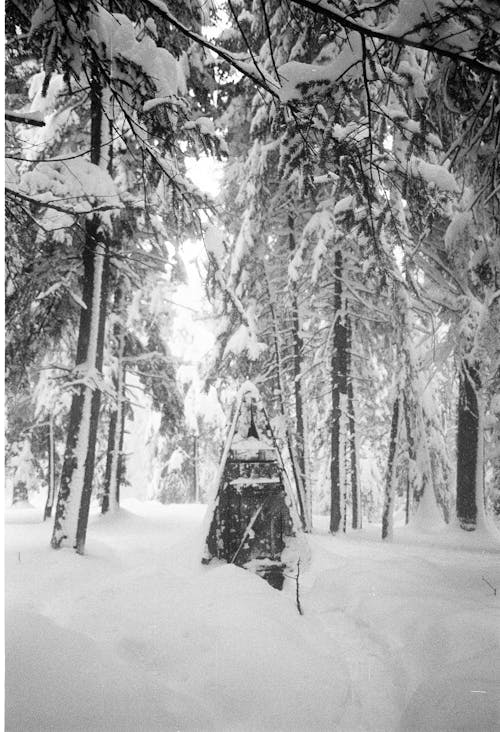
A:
[456,359,481,530]
[347,315,361,529]
[264,261,309,531]
[402,392,417,522]
[102,409,117,515]
[382,395,401,540]
[102,283,126,514]
[44,414,56,519]
[193,433,199,502]
[330,249,348,534]
[288,215,311,530]
[101,383,126,513]
[51,66,111,553]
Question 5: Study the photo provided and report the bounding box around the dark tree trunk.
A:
[264,261,309,531]
[102,404,117,514]
[456,359,481,530]
[51,216,110,550]
[44,415,56,520]
[102,376,126,513]
[101,282,126,514]
[193,433,199,502]
[346,314,361,529]
[330,249,348,534]
[402,392,417,523]
[382,395,401,540]
[288,214,310,529]
[405,475,410,525]
[51,65,111,553]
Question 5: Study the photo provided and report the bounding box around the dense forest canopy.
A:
[4,0,500,552]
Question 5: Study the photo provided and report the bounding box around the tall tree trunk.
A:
[382,394,401,540]
[288,215,311,530]
[51,65,111,553]
[102,409,117,515]
[330,249,348,533]
[264,261,309,530]
[101,377,126,513]
[44,414,56,520]
[402,392,417,522]
[193,433,199,502]
[346,314,361,529]
[101,282,126,514]
[456,359,481,530]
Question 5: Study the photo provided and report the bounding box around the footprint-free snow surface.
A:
[5,500,500,731]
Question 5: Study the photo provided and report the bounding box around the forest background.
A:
[4,0,500,553]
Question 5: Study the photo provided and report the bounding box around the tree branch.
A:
[5,110,45,127]
[290,0,500,78]
[5,186,121,215]
[142,0,281,97]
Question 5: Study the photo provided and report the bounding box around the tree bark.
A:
[288,214,311,530]
[44,414,56,519]
[264,261,309,531]
[102,282,126,514]
[382,395,401,540]
[101,382,126,513]
[330,249,348,534]
[347,315,361,529]
[402,392,417,522]
[193,433,199,502]
[102,409,117,515]
[51,64,111,552]
[456,359,481,530]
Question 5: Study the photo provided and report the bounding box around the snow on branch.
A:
[5,186,120,216]
[142,0,281,98]
[290,0,500,78]
[278,33,363,102]
[121,351,168,364]
[5,110,45,127]
[6,158,122,217]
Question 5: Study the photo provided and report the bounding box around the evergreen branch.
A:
[289,0,500,78]
[5,186,121,215]
[142,0,281,98]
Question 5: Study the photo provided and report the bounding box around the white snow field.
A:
[5,500,500,732]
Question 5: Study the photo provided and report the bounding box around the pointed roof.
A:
[201,381,302,562]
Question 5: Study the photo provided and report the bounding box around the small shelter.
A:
[202,382,302,589]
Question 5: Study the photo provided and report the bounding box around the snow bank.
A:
[6,502,500,731]
[6,503,348,731]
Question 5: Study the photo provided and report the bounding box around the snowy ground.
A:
[5,500,500,731]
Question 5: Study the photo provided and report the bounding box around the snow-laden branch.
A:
[5,185,120,216]
[142,0,281,98]
[5,109,45,126]
[290,0,500,78]
[121,351,168,364]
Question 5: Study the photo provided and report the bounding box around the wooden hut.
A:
[202,382,302,589]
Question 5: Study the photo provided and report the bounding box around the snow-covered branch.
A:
[142,0,281,98]
[290,0,500,78]
[6,186,120,216]
[5,109,45,126]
